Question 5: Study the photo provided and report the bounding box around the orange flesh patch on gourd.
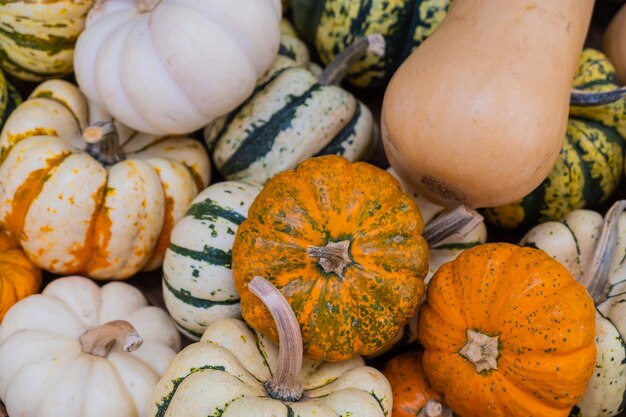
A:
[1,152,70,241]
[84,187,114,274]
[1,128,59,162]
[144,196,174,269]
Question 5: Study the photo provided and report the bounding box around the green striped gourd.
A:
[0,0,93,81]
[204,35,380,185]
[369,168,488,358]
[483,49,626,229]
[0,70,20,130]
[290,0,450,87]
[521,201,626,417]
[162,181,261,340]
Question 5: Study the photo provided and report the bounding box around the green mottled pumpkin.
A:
[290,0,450,87]
[483,49,626,229]
[0,70,20,130]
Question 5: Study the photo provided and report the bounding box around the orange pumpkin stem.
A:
[423,205,483,247]
[307,240,351,276]
[248,276,304,402]
[83,121,126,166]
[417,400,453,417]
[318,34,386,86]
[580,199,626,304]
[459,329,499,373]
[79,320,143,358]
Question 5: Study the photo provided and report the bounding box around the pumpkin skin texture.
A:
[383,350,449,417]
[0,70,20,131]
[290,0,451,88]
[0,79,210,280]
[0,232,41,321]
[521,209,626,417]
[0,276,181,417]
[0,0,93,81]
[233,155,429,361]
[483,49,626,229]
[163,181,262,340]
[418,243,597,417]
[150,318,392,417]
[603,3,626,84]
[382,0,595,209]
[73,0,282,135]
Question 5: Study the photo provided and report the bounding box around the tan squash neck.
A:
[417,400,453,417]
[307,240,351,277]
[580,199,626,304]
[459,329,499,373]
[318,34,385,86]
[83,121,126,166]
[248,276,304,402]
[79,320,143,358]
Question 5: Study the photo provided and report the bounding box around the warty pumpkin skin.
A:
[290,0,450,88]
[74,0,282,135]
[0,0,93,81]
[233,155,429,361]
[382,0,595,208]
[483,49,626,229]
[0,70,20,131]
[163,181,262,340]
[603,3,626,84]
[521,204,626,417]
[418,243,597,417]
[0,276,181,417]
[0,232,41,321]
[0,79,210,280]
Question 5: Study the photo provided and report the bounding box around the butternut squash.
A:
[381,0,595,208]
[603,3,626,84]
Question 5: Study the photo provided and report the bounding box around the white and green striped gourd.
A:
[204,34,383,185]
[162,181,261,340]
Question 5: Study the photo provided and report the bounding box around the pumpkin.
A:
[0,276,181,417]
[151,276,393,417]
[483,49,626,228]
[0,0,93,81]
[418,243,597,417]
[0,71,20,131]
[0,79,210,280]
[205,34,381,185]
[73,0,282,135]
[163,181,262,340]
[290,0,451,88]
[383,350,452,417]
[382,0,595,209]
[604,3,626,84]
[232,155,429,361]
[520,201,626,417]
[0,232,41,321]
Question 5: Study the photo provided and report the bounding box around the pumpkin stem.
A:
[318,34,386,86]
[248,276,304,402]
[138,0,161,12]
[417,400,453,417]
[423,205,483,247]
[83,121,126,166]
[570,86,626,106]
[459,329,499,373]
[79,320,143,358]
[307,240,351,277]
[580,200,626,304]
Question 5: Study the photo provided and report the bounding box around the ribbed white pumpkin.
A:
[73,0,282,135]
[0,276,181,417]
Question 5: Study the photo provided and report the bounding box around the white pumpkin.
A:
[0,276,181,417]
[520,202,626,417]
[73,0,282,135]
[163,181,262,340]
[0,79,210,280]
[151,276,392,417]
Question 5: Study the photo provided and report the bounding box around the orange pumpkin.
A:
[383,350,451,417]
[0,232,42,320]
[418,243,596,417]
[233,155,429,361]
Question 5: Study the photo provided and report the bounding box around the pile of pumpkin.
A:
[0,0,625,416]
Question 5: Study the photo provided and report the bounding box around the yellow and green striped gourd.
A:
[0,70,20,129]
[483,49,626,229]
